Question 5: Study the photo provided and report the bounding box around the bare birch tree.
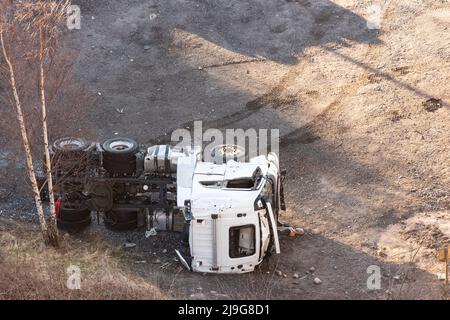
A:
[0,0,72,245]
[0,31,51,241]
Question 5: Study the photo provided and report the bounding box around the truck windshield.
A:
[226,178,254,189]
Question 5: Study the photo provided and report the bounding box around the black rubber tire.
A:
[104,209,138,231]
[53,137,89,153]
[106,209,137,221]
[59,203,91,222]
[57,216,91,234]
[104,218,138,231]
[52,137,91,175]
[102,137,138,175]
[102,137,138,155]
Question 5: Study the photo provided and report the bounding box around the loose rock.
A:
[377,249,387,257]
[189,293,206,300]
[423,98,442,112]
[295,227,305,236]
[437,273,446,281]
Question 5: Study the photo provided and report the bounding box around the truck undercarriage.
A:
[38,136,286,273]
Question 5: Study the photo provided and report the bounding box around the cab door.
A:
[215,214,261,273]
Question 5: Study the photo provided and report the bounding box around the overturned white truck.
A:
[40,137,286,274]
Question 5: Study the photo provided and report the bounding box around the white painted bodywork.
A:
[176,151,281,274]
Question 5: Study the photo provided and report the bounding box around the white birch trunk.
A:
[1,31,49,236]
[39,27,58,237]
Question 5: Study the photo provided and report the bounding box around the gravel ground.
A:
[1,0,449,299]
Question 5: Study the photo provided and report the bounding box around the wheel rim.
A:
[109,140,134,151]
[58,138,85,150]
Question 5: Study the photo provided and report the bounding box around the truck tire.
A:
[52,137,91,175]
[104,209,138,231]
[53,137,89,153]
[102,137,138,175]
[104,218,138,231]
[57,216,91,234]
[59,203,91,222]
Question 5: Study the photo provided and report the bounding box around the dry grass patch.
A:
[0,218,166,300]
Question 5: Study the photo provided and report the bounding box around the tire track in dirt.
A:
[285,1,392,141]
[147,107,260,145]
[149,41,382,146]
[245,58,310,110]
[280,35,386,145]
[280,78,366,145]
[147,57,311,144]
[150,4,387,146]
[199,57,267,70]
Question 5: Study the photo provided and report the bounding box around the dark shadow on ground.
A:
[75,0,380,65]
[61,0,383,141]
[88,224,445,300]
[0,0,445,300]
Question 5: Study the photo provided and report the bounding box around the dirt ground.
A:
[1,0,450,299]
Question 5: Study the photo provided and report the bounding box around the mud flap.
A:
[175,249,191,271]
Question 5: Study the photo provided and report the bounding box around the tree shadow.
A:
[0,0,445,300]
[324,46,450,108]
[75,0,380,65]
[63,0,385,140]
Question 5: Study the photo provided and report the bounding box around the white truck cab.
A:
[176,150,284,273]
